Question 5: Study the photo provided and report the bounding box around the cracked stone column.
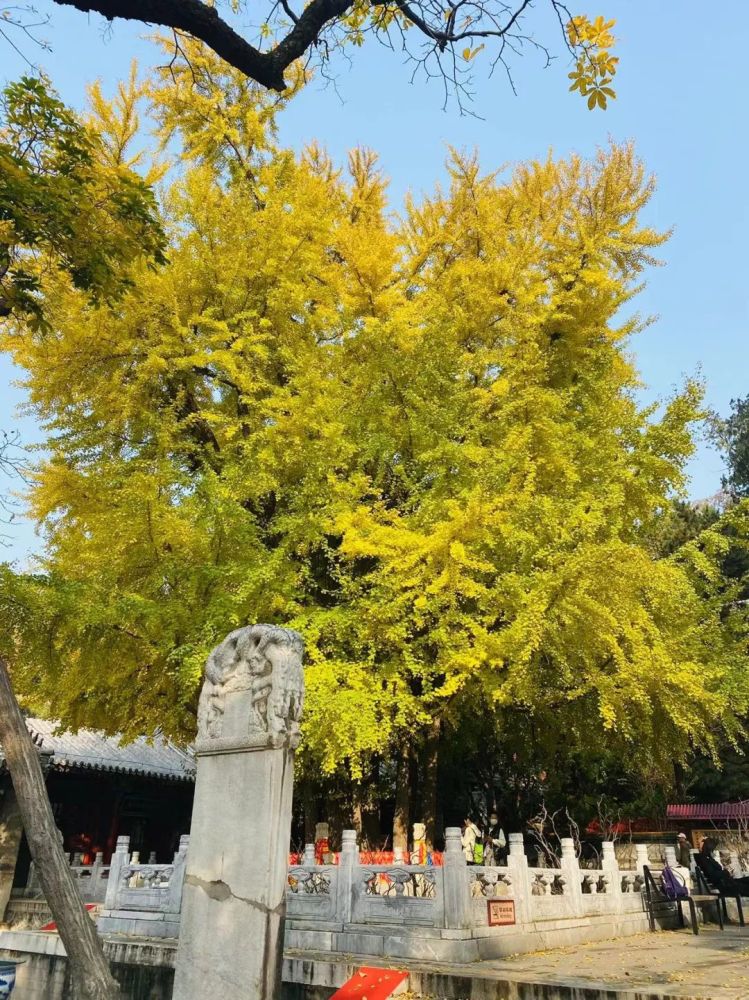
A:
[173,624,304,1000]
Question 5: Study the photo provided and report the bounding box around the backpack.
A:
[661,865,689,900]
[473,841,484,865]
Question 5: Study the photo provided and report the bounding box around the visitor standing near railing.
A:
[462,816,482,865]
[484,813,507,866]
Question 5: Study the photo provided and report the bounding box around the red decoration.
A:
[331,966,408,999]
[41,904,97,931]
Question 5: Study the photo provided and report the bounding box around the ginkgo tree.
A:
[3,48,748,845]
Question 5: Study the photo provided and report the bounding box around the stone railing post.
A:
[335,829,357,925]
[302,843,316,866]
[105,835,130,910]
[635,843,649,875]
[505,833,532,924]
[601,841,621,903]
[442,827,470,930]
[664,846,677,868]
[560,838,582,913]
[166,835,190,914]
[90,851,104,902]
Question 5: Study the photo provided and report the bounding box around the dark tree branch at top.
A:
[48,0,572,96]
[51,0,289,89]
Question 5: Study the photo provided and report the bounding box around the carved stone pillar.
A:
[173,625,304,1000]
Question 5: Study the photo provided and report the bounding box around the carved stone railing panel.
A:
[581,871,611,895]
[351,864,442,927]
[288,868,332,895]
[529,868,567,896]
[286,864,338,920]
[362,867,436,899]
[468,867,513,898]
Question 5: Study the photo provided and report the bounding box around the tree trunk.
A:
[420,717,441,851]
[393,743,410,854]
[301,776,316,845]
[352,782,363,842]
[0,657,121,999]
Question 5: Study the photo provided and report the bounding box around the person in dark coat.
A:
[695,838,749,895]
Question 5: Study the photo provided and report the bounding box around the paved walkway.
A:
[476,925,749,997]
[288,925,749,998]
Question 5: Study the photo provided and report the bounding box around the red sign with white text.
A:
[331,967,408,999]
[487,898,516,926]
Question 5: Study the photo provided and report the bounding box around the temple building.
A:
[0,717,195,921]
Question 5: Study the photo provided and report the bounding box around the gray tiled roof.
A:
[13,718,196,782]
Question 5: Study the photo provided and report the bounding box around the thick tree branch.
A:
[51,0,291,90]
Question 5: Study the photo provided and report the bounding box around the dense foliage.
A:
[0,75,165,326]
[2,52,748,803]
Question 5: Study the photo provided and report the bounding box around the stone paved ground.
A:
[480,925,749,997]
[387,925,749,998]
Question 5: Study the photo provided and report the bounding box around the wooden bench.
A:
[693,864,746,927]
[643,865,723,935]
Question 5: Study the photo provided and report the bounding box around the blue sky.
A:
[1,0,747,564]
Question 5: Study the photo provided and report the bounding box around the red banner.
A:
[331,967,408,999]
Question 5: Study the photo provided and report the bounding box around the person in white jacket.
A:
[461,816,481,864]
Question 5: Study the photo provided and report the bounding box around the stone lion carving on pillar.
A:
[196,624,304,750]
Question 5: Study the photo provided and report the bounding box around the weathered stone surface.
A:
[173,624,304,1000]
[196,624,304,752]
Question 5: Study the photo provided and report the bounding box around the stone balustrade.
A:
[12,829,749,960]
[96,834,190,938]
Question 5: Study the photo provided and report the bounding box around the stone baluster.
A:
[560,838,582,912]
[302,843,316,867]
[131,851,141,865]
[537,873,553,895]
[105,835,130,910]
[335,829,357,925]
[71,852,83,867]
[635,843,649,875]
[664,845,677,868]
[148,851,158,865]
[167,835,190,913]
[582,873,597,894]
[506,833,531,923]
[442,827,471,930]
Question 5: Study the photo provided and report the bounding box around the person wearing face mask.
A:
[483,812,507,866]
